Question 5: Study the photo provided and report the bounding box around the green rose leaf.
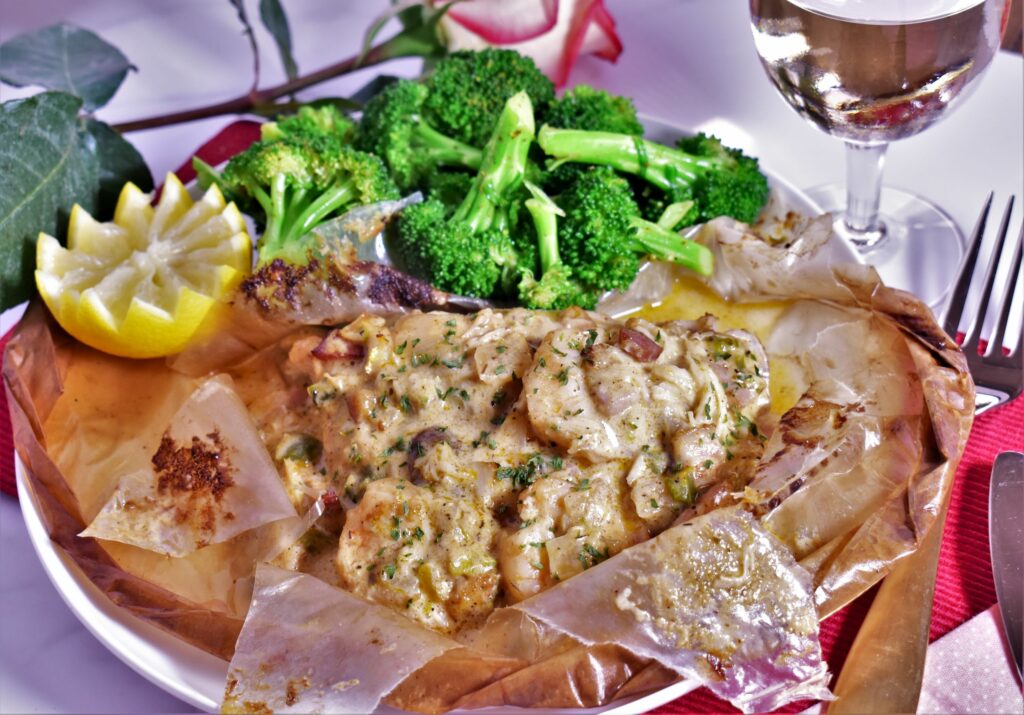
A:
[0,92,97,308]
[0,23,135,111]
[259,0,299,81]
[83,118,154,219]
[0,92,153,309]
[360,2,450,67]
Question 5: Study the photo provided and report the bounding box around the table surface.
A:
[1,1,1022,712]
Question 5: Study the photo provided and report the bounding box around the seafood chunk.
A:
[247,308,770,632]
[336,479,499,634]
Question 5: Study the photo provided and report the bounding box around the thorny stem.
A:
[112,42,396,133]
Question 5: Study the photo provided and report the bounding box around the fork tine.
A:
[986,219,1023,361]
[963,197,1015,357]
[943,193,993,340]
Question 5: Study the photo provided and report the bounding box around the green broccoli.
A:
[516,182,596,310]
[675,132,770,224]
[423,168,475,208]
[391,91,535,298]
[393,198,519,297]
[260,104,355,142]
[354,79,483,192]
[539,85,643,193]
[538,128,770,225]
[557,168,714,293]
[196,134,399,265]
[421,49,555,148]
[542,85,643,135]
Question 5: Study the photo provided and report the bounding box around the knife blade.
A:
[989,451,1024,681]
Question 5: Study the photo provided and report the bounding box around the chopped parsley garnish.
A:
[472,431,497,449]
[383,437,407,457]
[495,453,549,489]
[578,543,610,570]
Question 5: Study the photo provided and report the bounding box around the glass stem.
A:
[843,140,888,251]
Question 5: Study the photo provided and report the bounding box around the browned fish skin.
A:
[239,256,490,327]
[247,308,770,634]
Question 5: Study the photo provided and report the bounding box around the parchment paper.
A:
[4,212,973,710]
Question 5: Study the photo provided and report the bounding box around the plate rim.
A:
[13,116,843,715]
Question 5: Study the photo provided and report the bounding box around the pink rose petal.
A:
[589,2,622,61]
[446,0,559,44]
[437,0,622,87]
[550,0,601,86]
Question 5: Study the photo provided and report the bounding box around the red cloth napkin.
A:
[2,120,1022,712]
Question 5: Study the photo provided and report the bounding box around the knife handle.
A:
[989,451,1024,681]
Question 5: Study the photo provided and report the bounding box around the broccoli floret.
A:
[516,182,596,310]
[557,168,713,293]
[539,85,644,194]
[543,85,643,135]
[538,127,770,225]
[354,79,483,192]
[558,168,643,291]
[421,49,555,148]
[260,105,355,142]
[628,177,699,229]
[392,91,535,298]
[423,168,475,208]
[675,133,769,224]
[197,134,399,265]
[394,198,517,297]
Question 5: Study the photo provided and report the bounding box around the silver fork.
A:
[942,194,1024,413]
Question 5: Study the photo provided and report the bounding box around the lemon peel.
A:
[35,173,252,359]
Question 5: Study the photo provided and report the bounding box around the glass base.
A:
[805,184,966,309]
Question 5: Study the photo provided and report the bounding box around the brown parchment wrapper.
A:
[4,212,974,712]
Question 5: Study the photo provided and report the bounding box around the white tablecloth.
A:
[1,1,1022,712]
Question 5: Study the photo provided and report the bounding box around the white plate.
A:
[14,119,848,714]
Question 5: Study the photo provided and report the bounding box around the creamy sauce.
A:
[249,306,774,635]
[632,277,801,415]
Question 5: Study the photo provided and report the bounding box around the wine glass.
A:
[749,0,1011,306]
